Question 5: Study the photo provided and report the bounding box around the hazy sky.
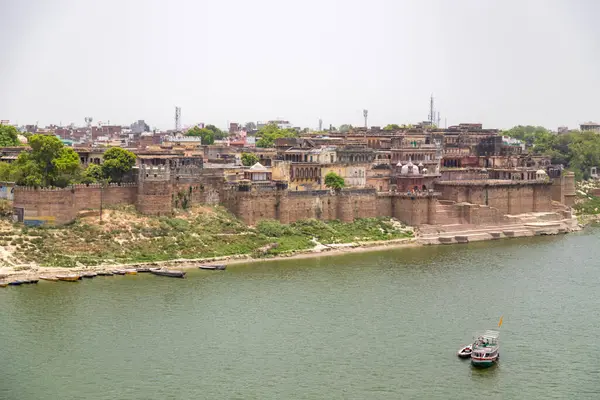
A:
[2,0,599,131]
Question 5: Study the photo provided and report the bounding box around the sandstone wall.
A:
[227,188,382,226]
[13,184,137,225]
[435,181,552,215]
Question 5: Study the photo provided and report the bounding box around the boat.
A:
[56,274,80,282]
[136,267,152,273]
[0,281,7,287]
[8,280,25,286]
[81,272,97,278]
[124,269,137,275]
[457,344,473,359]
[97,271,114,276]
[471,330,500,368]
[199,264,226,271]
[40,276,59,281]
[149,268,186,278]
[23,279,39,284]
[112,270,127,275]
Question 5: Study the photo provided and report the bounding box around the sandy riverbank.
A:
[0,220,585,284]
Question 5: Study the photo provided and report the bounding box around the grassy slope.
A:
[0,205,413,268]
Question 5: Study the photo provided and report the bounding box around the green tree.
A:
[11,135,81,187]
[339,124,353,133]
[256,124,298,148]
[186,126,215,145]
[502,125,551,147]
[0,162,14,181]
[383,124,401,131]
[205,124,227,140]
[241,152,260,166]
[81,163,104,184]
[101,147,136,183]
[0,125,21,146]
[324,172,345,191]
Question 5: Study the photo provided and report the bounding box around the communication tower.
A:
[175,106,181,132]
[318,118,323,131]
[363,109,368,128]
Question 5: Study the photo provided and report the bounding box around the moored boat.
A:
[23,279,39,284]
[0,281,8,287]
[9,280,25,286]
[124,269,137,275]
[112,270,127,275]
[457,344,473,359]
[40,276,59,281]
[150,268,186,278]
[136,267,152,273]
[81,272,97,278]
[56,274,80,282]
[97,271,114,276]
[199,264,226,270]
[471,330,500,368]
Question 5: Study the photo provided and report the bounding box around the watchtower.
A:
[137,165,173,216]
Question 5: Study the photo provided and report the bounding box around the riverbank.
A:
[0,216,583,284]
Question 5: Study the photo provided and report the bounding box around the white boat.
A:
[470,330,500,368]
[457,344,473,359]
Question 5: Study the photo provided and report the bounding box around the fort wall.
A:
[13,184,138,225]
[434,180,552,215]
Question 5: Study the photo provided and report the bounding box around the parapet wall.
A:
[224,187,438,226]
[13,183,138,225]
[434,180,553,215]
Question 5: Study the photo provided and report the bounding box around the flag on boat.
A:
[498,316,503,327]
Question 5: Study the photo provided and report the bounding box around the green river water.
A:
[1,229,599,399]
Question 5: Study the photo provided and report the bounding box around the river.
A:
[1,229,599,399]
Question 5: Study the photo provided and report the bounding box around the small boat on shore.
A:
[136,267,152,273]
[199,264,226,271]
[112,270,127,275]
[9,280,25,286]
[40,276,59,281]
[150,268,186,278]
[124,269,137,275]
[81,272,97,278]
[0,282,8,287]
[457,344,473,359]
[97,271,113,276]
[56,274,80,282]
[23,279,39,284]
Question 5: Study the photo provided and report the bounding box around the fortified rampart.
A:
[10,170,568,227]
[550,172,576,207]
[434,180,552,215]
[13,184,137,225]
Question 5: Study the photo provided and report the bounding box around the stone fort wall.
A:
[434,180,553,215]
[11,175,564,227]
[13,184,137,225]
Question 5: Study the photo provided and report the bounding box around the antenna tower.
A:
[363,109,368,128]
[428,95,435,125]
[175,106,181,132]
[318,118,323,131]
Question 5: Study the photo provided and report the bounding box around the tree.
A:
[0,125,21,146]
[256,124,298,148]
[205,124,227,140]
[324,172,345,191]
[502,125,551,147]
[81,164,104,184]
[186,126,215,145]
[241,152,260,166]
[101,147,136,183]
[10,134,81,187]
[0,162,14,181]
[383,124,401,131]
[339,124,353,133]
[244,122,257,131]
